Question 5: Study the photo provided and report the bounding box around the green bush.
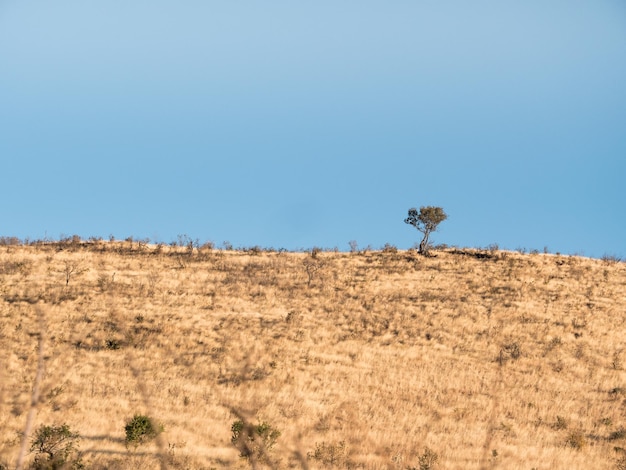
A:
[230,419,280,461]
[124,415,162,447]
[29,424,84,470]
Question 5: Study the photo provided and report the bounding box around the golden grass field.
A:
[0,240,625,469]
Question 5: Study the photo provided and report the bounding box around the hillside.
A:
[0,240,625,469]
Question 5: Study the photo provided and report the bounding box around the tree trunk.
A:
[419,231,430,254]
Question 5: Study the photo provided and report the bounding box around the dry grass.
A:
[0,240,625,469]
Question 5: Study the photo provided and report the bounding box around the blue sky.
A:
[1,1,625,257]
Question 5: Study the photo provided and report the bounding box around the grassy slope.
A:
[0,241,625,469]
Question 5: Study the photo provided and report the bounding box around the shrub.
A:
[230,420,280,462]
[29,424,84,469]
[382,243,398,254]
[124,415,162,447]
[406,447,439,470]
[609,428,626,441]
[553,416,569,430]
[418,447,439,470]
[302,257,324,287]
[0,236,22,246]
[200,241,215,251]
[105,339,120,350]
[246,245,263,255]
[0,259,33,276]
[307,441,347,467]
[566,430,587,450]
[498,341,522,365]
[601,254,622,264]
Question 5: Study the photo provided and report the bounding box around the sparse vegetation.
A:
[0,239,624,468]
[609,428,626,441]
[553,416,569,430]
[307,440,348,467]
[566,430,587,450]
[60,260,87,286]
[411,446,439,470]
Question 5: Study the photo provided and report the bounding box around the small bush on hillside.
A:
[498,341,522,365]
[382,243,398,254]
[553,416,569,430]
[601,254,622,264]
[29,424,84,470]
[406,447,439,470]
[0,258,33,276]
[307,441,347,467]
[302,257,324,287]
[419,447,439,470]
[566,430,587,450]
[0,236,21,246]
[609,428,626,441]
[230,420,280,462]
[245,245,263,255]
[105,338,121,350]
[200,240,215,250]
[124,415,162,447]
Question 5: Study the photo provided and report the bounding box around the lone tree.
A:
[405,206,448,254]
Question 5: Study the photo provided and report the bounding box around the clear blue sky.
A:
[1,1,625,257]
